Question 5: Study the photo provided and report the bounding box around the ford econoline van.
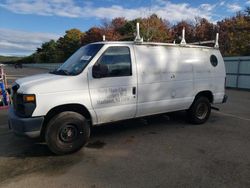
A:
[8,32,227,154]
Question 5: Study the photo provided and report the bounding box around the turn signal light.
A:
[23,94,36,103]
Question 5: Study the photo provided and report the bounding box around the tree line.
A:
[18,7,250,64]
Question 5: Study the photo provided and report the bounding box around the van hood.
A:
[15,73,84,94]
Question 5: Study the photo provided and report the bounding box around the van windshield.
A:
[50,44,104,76]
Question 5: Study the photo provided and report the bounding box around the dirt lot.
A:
[0,66,250,188]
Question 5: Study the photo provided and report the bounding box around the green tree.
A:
[114,15,172,42]
[101,17,127,41]
[81,27,103,45]
[57,29,84,60]
[140,14,172,42]
[34,40,58,63]
[172,21,195,43]
[118,19,139,41]
[218,11,250,56]
[194,18,217,42]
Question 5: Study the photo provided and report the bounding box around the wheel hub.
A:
[59,124,78,143]
[196,103,208,119]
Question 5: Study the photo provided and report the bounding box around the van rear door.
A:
[88,44,137,124]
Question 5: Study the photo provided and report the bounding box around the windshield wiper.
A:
[50,69,70,75]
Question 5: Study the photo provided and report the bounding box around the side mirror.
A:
[92,63,108,78]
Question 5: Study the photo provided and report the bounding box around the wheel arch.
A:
[194,90,213,103]
[40,103,92,139]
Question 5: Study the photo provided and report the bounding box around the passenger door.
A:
[88,45,137,124]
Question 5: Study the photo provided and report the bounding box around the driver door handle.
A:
[132,87,136,95]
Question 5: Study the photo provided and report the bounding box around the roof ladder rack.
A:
[134,22,143,43]
[214,33,219,48]
[189,33,219,48]
[180,27,186,45]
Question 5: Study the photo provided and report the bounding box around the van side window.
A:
[96,46,132,77]
[210,55,218,67]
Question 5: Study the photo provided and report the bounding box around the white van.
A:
[8,32,227,154]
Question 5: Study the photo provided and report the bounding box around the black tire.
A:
[187,97,211,124]
[45,111,90,155]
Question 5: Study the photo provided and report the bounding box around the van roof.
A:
[92,41,217,50]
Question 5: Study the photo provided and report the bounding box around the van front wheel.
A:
[187,97,211,124]
[45,111,90,155]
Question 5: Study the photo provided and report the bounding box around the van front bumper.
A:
[8,107,44,138]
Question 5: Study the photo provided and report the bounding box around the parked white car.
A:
[8,36,227,154]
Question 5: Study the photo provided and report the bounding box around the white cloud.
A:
[200,4,216,11]
[0,0,80,17]
[246,0,250,4]
[0,28,60,56]
[0,0,216,22]
[219,1,225,6]
[227,3,242,12]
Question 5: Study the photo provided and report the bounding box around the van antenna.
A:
[134,22,143,43]
[103,35,106,41]
[214,33,219,48]
[180,27,186,45]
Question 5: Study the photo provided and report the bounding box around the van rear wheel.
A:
[188,97,211,124]
[45,111,90,155]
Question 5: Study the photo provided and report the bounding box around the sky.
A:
[0,0,249,56]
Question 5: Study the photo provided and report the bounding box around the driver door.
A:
[88,45,137,124]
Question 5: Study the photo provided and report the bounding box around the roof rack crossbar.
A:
[189,33,219,48]
[190,40,215,45]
